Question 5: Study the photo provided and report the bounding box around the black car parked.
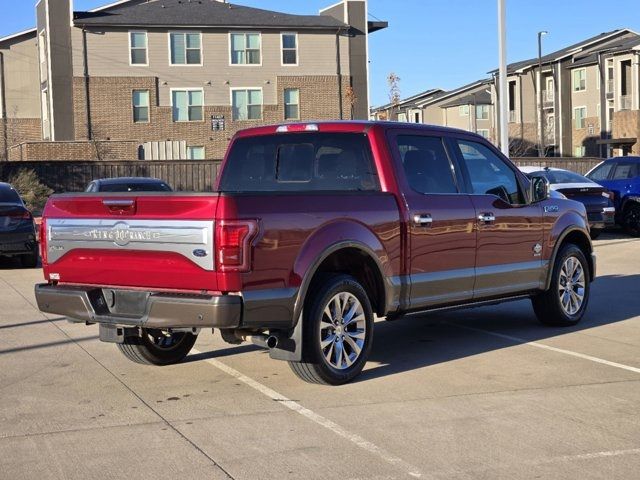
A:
[85,177,173,193]
[0,183,38,267]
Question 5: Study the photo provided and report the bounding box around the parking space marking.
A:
[448,323,640,374]
[192,349,425,479]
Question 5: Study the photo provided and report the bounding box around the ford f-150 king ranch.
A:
[35,122,596,385]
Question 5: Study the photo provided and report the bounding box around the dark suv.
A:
[587,157,640,236]
[0,182,38,267]
[36,122,595,385]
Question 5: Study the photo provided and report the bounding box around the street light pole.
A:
[538,31,548,158]
[498,0,509,156]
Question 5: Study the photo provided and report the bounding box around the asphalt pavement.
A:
[1,232,639,480]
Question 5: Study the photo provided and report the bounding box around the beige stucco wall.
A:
[570,64,601,130]
[0,34,40,119]
[71,27,350,107]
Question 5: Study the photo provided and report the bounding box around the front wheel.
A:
[532,244,590,327]
[289,275,374,385]
[622,204,640,237]
[117,329,197,366]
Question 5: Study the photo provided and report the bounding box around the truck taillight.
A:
[39,219,47,264]
[215,220,259,272]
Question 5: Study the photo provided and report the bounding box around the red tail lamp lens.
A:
[216,220,258,272]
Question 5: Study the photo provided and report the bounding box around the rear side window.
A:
[0,185,21,203]
[99,183,172,192]
[396,135,458,194]
[587,162,613,181]
[219,133,379,192]
[611,162,639,180]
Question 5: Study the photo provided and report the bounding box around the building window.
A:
[476,104,489,120]
[477,129,490,139]
[284,88,300,120]
[170,32,202,65]
[572,68,586,92]
[397,113,407,122]
[281,33,298,65]
[132,90,150,123]
[130,31,148,65]
[187,146,205,160]
[171,89,203,122]
[459,105,469,116]
[230,33,261,65]
[574,146,585,158]
[232,89,262,120]
[574,106,586,129]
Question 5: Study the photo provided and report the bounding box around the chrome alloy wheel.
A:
[319,292,367,370]
[558,256,586,316]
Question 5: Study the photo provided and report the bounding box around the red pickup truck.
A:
[35,122,595,385]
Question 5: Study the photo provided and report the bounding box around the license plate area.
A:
[102,289,151,317]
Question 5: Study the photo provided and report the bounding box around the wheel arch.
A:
[544,226,594,290]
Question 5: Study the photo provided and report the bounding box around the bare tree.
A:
[387,73,401,120]
[345,86,358,120]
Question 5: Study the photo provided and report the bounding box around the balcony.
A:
[542,90,554,108]
[620,95,632,111]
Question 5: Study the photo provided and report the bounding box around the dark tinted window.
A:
[396,135,457,194]
[611,162,639,180]
[0,185,21,203]
[587,162,613,181]
[456,139,522,204]
[99,182,172,192]
[529,170,591,184]
[219,133,379,192]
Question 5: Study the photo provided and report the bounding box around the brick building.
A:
[0,0,386,161]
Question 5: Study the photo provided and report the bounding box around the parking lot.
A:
[0,233,639,480]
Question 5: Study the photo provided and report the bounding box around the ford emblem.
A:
[193,249,208,258]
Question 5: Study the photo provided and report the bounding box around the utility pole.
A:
[498,0,509,156]
[538,31,548,158]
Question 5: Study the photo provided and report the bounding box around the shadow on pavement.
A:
[355,273,640,382]
[0,317,66,330]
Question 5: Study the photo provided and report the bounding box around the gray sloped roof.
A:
[371,88,444,112]
[74,0,348,29]
[571,34,640,67]
[489,28,638,74]
[439,89,492,109]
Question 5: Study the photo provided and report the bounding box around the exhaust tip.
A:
[266,335,279,349]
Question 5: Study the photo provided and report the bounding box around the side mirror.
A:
[530,175,551,203]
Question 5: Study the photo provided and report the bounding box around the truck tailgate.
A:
[42,194,219,292]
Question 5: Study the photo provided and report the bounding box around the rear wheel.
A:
[289,275,373,385]
[117,329,197,366]
[532,244,590,327]
[622,204,640,237]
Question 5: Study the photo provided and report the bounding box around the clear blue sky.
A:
[2,0,639,107]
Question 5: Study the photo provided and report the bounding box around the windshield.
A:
[0,185,22,203]
[99,182,172,192]
[529,170,591,185]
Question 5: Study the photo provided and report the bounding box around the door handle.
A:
[478,213,496,223]
[413,214,433,226]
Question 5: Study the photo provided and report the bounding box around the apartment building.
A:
[372,28,640,158]
[0,0,386,160]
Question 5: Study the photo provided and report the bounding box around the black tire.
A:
[622,204,640,237]
[289,274,374,385]
[21,247,39,268]
[117,329,197,366]
[532,244,590,327]
[589,228,601,240]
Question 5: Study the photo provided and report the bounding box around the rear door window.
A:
[587,162,613,181]
[395,135,458,194]
[220,133,379,192]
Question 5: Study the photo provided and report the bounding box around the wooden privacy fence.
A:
[511,157,602,175]
[0,160,222,193]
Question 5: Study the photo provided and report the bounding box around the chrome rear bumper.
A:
[35,284,242,329]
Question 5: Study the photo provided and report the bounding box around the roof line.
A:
[414,79,491,107]
[0,28,37,43]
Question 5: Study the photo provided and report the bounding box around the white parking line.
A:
[448,323,640,374]
[192,349,425,479]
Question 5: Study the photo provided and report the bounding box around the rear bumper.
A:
[587,207,616,230]
[0,231,37,256]
[35,284,242,329]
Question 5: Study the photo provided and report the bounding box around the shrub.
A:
[8,169,53,214]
